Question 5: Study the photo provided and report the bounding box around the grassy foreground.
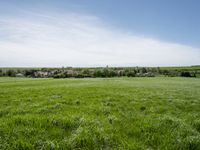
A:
[0,77,200,149]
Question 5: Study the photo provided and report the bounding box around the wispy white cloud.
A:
[0,11,199,67]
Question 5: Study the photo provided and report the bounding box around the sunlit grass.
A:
[0,77,200,149]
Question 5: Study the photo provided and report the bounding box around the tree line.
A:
[0,66,199,78]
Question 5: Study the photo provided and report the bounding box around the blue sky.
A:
[0,0,200,67]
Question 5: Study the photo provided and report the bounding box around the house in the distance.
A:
[15,73,24,77]
[34,71,51,78]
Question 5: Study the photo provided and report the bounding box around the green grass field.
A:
[0,77,200,149]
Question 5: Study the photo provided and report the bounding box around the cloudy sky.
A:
[0,0,200,67]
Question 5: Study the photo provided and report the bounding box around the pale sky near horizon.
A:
[0,0,200,67]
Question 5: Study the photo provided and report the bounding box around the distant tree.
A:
[151,68,158,74]
[24,70,35,77]
[163,70,170,76]
[180,71,192,77]
[6,69,16,77]
[94,70,103,77]
[141,67,147,73]
[103,68,110,77]
[157,67,161,74]
[0,69,2,77]
[82,69,90,75]
[75,74,84,78]
[127,71,136,77]
[53,73,65,78]
[193,71,197,77]
[109,70,117,77]
[124,69,130,76]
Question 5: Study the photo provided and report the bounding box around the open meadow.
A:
[0,77,200,149]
